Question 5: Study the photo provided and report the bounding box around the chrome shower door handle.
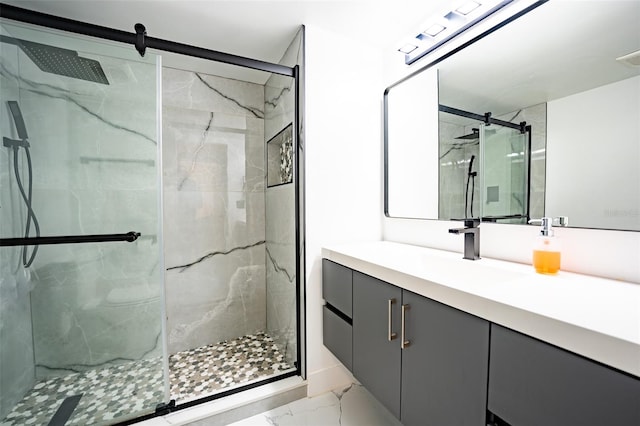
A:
[388,298,397,341]
[401,304,411,349]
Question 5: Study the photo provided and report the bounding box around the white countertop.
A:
[322,241,640,378]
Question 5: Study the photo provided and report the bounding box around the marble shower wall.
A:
[495,103,546,221]
[0,19,163,405]
[0,39,35,420]
[163,68,267,355]
[264,29,303,366]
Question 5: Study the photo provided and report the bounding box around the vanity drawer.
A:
[322,259,352,318]
[488,324,640,426]
[323,305,353,371]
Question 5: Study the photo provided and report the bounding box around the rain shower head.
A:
[455,128,479,140]
[0,35,109,85]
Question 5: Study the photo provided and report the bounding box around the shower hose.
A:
[12,143,40,267]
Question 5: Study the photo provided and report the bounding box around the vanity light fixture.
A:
[423,23,447,37]
[398,43,419,54]
[456,1,482,15]
[398,0,514,65]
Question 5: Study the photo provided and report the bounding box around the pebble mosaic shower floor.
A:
[0,358,164,426]
[1,332,293,425]
[169,332,294,403]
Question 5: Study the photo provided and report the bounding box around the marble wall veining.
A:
[495,103,546,221]
[264,29,303,367]
[0,40,35,420]
[1,21,164,421]
[162,67,268,355]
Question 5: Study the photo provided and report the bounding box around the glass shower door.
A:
[480,123,529,223]
[0,19,167,425]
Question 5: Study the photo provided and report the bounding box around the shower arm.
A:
[0,231,141,247]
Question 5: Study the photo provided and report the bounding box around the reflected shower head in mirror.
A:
[454,127,498,141]
[455,127,479,140]
[0,35,109,84]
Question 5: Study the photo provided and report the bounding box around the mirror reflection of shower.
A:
[3,100,40,267]
[439,105,531,223]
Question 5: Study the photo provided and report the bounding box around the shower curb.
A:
[135,377,307,425]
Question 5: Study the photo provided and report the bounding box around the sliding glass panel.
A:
[161,53,298,404]
[481,124,529,223]
[0,19,166,425]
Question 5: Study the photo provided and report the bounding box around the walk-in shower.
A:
[1,4,303,425]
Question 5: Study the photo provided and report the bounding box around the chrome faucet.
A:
[449,219,480,260]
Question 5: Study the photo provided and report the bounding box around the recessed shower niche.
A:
[267,123,294,187]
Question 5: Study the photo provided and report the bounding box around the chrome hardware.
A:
[401,304,410,349]
[528,216,569,236]
[388,298,397,341]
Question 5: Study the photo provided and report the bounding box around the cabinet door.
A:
[401,290,490,426]
[353,271,402,419]
[489,324,640,426]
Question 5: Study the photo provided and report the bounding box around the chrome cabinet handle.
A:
[388,298,397,341]
[401,304,411,349]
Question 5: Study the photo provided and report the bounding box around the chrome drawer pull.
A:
[388,298,397,341]
[401,304,411,349]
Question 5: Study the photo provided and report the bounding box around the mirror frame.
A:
[384,0,547,218]
[384,0,640,232]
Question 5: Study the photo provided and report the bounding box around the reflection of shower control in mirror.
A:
[3,100,41,267]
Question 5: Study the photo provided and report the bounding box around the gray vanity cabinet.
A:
[401,291,489,426]
[322,260,353,371]
[352,270,489,425]
[488,324,640,426]
[352,271,403,418]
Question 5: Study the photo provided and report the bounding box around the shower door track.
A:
[0,231,140,246]
[0,3,294,77]
[439,104,527,133]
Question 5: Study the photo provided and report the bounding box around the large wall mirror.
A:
[385,0,640,231]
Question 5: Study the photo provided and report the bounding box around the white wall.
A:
[304,26,384,395]
[305,0,640,398]
[547,76,640,231]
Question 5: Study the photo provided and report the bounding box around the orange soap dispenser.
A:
[528,217,567,274]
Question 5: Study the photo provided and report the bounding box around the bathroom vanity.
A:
[322,242,640,426]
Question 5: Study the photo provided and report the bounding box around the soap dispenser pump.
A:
[528,217,567,274]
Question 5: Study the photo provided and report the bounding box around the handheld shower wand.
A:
[464,155,477,218]
[3,101,40,267]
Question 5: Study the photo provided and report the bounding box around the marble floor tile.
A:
[228,383,403,426]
